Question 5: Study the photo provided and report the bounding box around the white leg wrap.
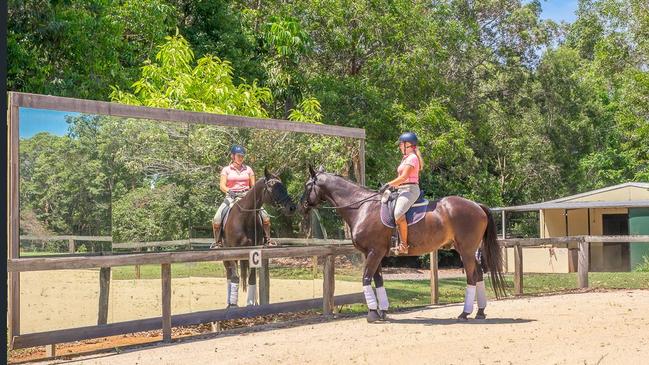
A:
[376,286,389,311]
[247,284,257,306]
[229,282,239,305]
[363,285,378,310]
[476,281,487,309]
[463,285,476,314]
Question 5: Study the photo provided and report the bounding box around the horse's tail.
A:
[240,260,248,292]
[479,204,507,299]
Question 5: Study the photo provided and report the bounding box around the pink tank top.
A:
[397,153,420,184]
[221,164,254,192]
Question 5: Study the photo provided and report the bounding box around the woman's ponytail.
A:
[415,148,424,171]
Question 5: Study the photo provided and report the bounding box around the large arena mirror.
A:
[109,118,191,253]
[18,108,113,255]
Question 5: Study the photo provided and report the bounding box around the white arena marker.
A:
[249,249,262,268]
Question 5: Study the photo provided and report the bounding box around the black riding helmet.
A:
[398,132,418,146]
[230,144,246,155]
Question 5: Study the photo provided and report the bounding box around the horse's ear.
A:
[264,167,271,180]
[308,164,316,177]
[317,165,325,173]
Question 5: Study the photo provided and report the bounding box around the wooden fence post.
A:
[97,267,111,325]
[323,255,335,315]
[134,247,142,279]
[430,250,439,304]
[46,344,56,358]
[578,241,589,289]
[514,245,523,295]
[161,264,172,342]
[259,258,270,305]
[8,100,21,346]
[68,239,75,253]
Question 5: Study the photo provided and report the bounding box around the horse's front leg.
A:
[373,266,389,320]
[247,267,257,306]
[224,260,239,308]
[362,249,385,323]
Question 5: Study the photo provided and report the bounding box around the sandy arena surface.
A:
[38,289,649,365]
[20,270,360,333]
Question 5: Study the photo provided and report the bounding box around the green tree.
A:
[8,0,175,99]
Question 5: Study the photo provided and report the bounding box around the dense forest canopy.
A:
[9,0,648,244]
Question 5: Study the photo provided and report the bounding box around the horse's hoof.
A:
[226,304,239,309]
[457,312,470,321]
[367,310,382,323]
[475,309,486,320]
[378,310,389,321]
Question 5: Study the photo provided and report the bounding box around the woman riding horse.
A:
[301,165,506,322]
[380,132,424,255]
[212,145,274,247]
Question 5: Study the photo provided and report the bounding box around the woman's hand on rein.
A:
[378,183,391,193]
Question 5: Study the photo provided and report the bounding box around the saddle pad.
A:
[219,197,264,241]
[219,197,241,240]
[380,196,437,228]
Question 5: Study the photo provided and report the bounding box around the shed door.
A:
[629,208,649,270]
[600,214,629,272]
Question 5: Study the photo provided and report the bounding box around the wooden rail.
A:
[12,293,365,349]
[8,245,358,272]
[112,238,352,249]
[428,235,649,298]
[10,92,366,139]
[23,234,642,252]
[497,235,649,295]
[8,244,362,351]
[20,235,112,254]
[20,235,352,251]
[8,235,649,352]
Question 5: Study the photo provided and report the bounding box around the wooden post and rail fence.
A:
[7,243,362,353]
[8,234,649,353]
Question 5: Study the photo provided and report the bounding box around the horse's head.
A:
[300,165,327,214]
[262,168,297,216]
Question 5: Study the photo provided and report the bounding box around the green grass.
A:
[111,264,648,314]
[333,272,649,315]
[111,262,363,281]
[112,262,226,279]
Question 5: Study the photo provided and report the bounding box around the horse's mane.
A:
[320,172,377,194]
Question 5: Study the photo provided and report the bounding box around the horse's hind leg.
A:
[458,251,480,321]
[224,260,239,307]
[474,251,487,319]
[246,268,257,306]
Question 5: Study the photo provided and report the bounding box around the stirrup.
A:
[394,242,409,255]
[210,240,223,249]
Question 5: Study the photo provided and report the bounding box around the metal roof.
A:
[542,182,649,204]
[492,182,649,212]
[492,199,649,212]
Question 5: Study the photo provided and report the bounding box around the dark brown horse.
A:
[300,166,506,322]
[221,168,296,307]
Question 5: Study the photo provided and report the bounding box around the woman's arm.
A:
[388,164,413,187]
[249,174,256,188]
[219,174,229,194]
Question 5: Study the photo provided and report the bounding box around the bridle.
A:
[235,177,293,212]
